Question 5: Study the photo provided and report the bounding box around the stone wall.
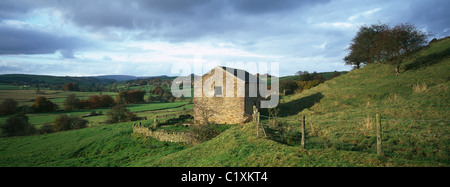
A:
[132,124,190,143]
[194,97,246,125]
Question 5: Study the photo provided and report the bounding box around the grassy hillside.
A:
[0,38,448,167]
[280,38,449,121]
[0,122,186,167]
[138,123,408,167]
[261,37,450,165]
[150,37,449,166]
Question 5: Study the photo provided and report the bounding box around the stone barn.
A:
[193,66,266,125]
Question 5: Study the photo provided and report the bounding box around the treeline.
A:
[115,90,146,104]
[0,111,90,137]
[0,87,178,116]
[0,97,59,115]
[3,74,178,93]
[64,94,115,110]
[147,86,178,103]
[280,71,342,95]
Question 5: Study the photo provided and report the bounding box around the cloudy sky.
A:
[0,0,449,77]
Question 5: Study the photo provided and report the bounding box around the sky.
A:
[0,0,449,77]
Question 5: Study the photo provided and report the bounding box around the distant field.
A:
[0,90,117,106]
[0,101,191,128]
[0,83,20,90]
[0,79,192,132]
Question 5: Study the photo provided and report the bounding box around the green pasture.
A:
[0,38,449,167]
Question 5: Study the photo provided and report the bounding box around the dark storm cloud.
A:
[52,0,332,42]
[0,24,87,55]
[1,0,449,43]
[399,0,450,37]
[1,0,449,77]
[6,0,447,46]
[0,0,36,20]
[229,0,330,15]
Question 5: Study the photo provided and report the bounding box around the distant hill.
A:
[89,75,141,82]
[0,74,115,87]
[0,74,176,87]
[90,75,171,82]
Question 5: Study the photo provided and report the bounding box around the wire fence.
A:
[258,120,450,137]
[260,114,450,122]
[260,124,449,138]
[252,113,450,157]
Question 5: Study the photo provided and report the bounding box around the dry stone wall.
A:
[132,124,190,143]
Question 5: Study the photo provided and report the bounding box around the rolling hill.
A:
[89,75,172,82]
[0,37,448,167]
[144,36,450,166]
[0,74,115,88]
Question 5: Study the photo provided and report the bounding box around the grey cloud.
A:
[228,0,331,15]
[0,64,23,73]
[1,0,449,76]
[59,49,76,59]
[0,24,88,55]
[51,0,332,42]
[0,0,58,20]
[400,0,450,37]
[0,0,37,20]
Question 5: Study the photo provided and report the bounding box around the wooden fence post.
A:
[257,117,259,138]
[301,116,306,149]
[253,105,257,122]
[253,106,258,138]
[376,114,383,156]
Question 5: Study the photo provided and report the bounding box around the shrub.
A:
[127,90,146,103]
[32,96,58,113]
[77,99,90,109]
[99,94,114,107]
[64,82,79,91]
[188,124,221,144]
[63,94,80,110]
[147,95,155,102]
[106,104,138,124]
[0,113,35,137]
[39,124,54,134]
[279,79,298,95]
[53,114,88,131]
[71,117,89,129]
[169,96,176,103]
[115,90,146,104]
[90,110,97,116]
[16,105,33,114]
[0,98,18,115]
[299,71,313,81]
[297,80,322,91]
[87,95,101,109]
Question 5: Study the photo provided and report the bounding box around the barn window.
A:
[214,86,222,96]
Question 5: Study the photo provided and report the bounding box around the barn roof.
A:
[218,66,262,83]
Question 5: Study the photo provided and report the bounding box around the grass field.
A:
[0,101,190,127]
[0,38,448,167]
[0,90,117,106]
[0,86,191,127]
[0,121,186,167]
